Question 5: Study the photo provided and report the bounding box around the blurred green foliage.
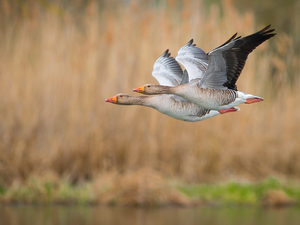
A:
[178,177,300,206]
[1,176,300,206]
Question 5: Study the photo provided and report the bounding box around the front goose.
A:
[134,25,276,111]
[106,50,239,122]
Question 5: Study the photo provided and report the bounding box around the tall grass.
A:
[0,0,299,187]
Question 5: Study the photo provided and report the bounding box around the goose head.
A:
[105,94,133,105]
[133,84,170,95]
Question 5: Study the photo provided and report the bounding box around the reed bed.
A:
[0,0,299,193]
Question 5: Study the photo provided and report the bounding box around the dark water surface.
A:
[1,205,300,225]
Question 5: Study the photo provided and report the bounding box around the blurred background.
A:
[0,0,299,189]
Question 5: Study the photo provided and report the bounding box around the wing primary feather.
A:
[208,32,238,54]
[200,25,276,90]
[176,39,209,81]
[152,50,184,86]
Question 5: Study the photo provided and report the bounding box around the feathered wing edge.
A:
[199,25,276,90]
[152,49,184,86]
[176,39,209,81]
[177,39,209,63]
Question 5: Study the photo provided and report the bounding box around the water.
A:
[1,205,300,225]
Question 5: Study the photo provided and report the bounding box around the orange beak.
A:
[133,86,145,93]
[105,95,117,103]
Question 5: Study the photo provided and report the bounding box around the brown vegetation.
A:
[98,169,191,206]
[261,190,294,207]
[0,0,299,188]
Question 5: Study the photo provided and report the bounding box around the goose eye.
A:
[147,85,150,88]
[120,95,122,97]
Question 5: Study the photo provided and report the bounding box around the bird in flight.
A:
[134,25,276,111]
[106,48,239,122]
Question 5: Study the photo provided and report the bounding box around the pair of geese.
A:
[106,25,276,122]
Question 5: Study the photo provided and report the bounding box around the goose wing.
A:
[180,69,190,85]
[198,25,276,90]
[152,49,184,87]
[176,33,240,83]
[176,39,209,82]
[209,32,241,53]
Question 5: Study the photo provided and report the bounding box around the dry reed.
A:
[98,168,191,206]
[0,0,299,188]
[261,190,294,207]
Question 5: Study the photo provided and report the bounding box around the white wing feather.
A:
[152,50,183,87]
[176,39,208,82]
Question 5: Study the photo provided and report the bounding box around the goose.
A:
[106,50,239,122]
[133,25,276,111]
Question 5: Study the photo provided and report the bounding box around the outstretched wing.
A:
[176,39,209,81]
[199,25,276,90]
[152,49,183,87]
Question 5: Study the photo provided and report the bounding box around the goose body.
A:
[106,94,233,122]
[106,50,239,122]
[169,81,263,110]
[135,25,276,111]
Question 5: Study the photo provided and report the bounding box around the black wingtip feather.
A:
[234,36,242,41]
[208,32,239,54]
[221,25,276,90]
[186,39,194,46]
[163,49,169,56]
[161,49,171,58]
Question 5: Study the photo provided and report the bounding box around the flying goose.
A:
[106,50,239,122]
[134,25,276,111]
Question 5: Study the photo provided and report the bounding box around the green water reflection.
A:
[1,205,300,225]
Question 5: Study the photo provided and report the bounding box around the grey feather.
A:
[176,39,208,81]
[152,49,184,86]
[199,25,276,90]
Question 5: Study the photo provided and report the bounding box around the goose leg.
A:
[218,107,239,114]
[245,98,263,104]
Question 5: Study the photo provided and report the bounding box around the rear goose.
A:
[106,50,239,122]
[134,25,276,111]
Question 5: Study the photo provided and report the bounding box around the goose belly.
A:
[151,97,220,122]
